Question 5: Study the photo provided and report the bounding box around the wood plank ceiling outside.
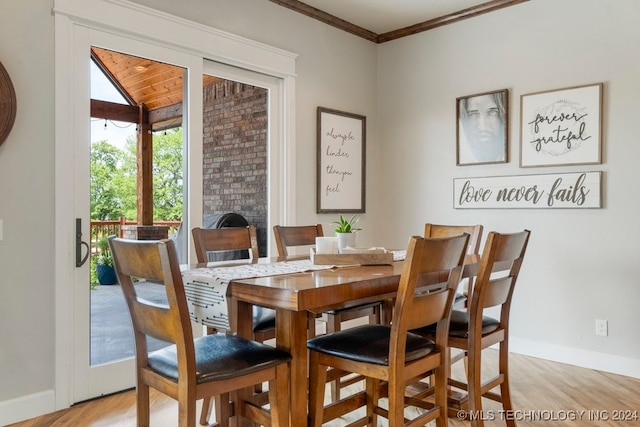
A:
[90,46,219,127]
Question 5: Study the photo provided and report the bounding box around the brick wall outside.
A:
[202,80,268,256]
[121,225,169,240]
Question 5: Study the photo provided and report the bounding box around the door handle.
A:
[76,218,90,267]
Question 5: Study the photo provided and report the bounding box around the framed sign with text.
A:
[317,107,366,213]
[520,83,602,167]
[454,172,602,209]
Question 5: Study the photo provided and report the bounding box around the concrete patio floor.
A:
[90,280,169,365]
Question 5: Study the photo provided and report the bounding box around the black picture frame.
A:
[316,107,366,213]
[456,89,508,166]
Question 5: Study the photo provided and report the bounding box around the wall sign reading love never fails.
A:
[316,107,366,213]
[453,172,602,209]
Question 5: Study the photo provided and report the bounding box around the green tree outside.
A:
[91,128,184,222]
[151,128,184,221]
[91,140,125,220]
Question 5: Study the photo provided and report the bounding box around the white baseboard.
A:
[510,336,640,379]
[0,389,57,426]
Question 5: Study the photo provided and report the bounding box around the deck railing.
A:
[90,217,181,254]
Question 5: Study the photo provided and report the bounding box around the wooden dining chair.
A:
[273,224,384,401]
[191,225,277,424]
[413,230,531,427]
[424,223,483,308]
[421,224,483,390]
[192,226,275,340]
[272,223,323,336]
[108,236,291,427]
[307,233,470,427]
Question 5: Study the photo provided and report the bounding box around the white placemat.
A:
[391,250,406,261]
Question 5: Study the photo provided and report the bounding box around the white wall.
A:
[376,0,640,372]
[0,0,56,406]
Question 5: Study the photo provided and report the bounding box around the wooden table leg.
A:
[235,299,253,339]
[276,308,309,427]
[235,300,255,427]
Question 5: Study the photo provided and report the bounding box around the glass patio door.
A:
[72,29,202,403]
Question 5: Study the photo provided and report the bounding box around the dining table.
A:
[181,253,481,427]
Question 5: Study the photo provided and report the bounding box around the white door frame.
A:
[54,0,297,410]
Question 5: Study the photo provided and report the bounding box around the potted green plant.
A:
[332,214,362,252]
[95,237,118,285]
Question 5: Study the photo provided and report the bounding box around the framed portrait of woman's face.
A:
[456,89,508,166]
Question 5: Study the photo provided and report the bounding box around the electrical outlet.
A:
[595,319,608,336]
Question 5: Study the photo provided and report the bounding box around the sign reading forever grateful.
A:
[520,83,602,167]
[454,172,602,209]
[317,107,366,213]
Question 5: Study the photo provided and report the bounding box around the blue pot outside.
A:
[96,263,118,285]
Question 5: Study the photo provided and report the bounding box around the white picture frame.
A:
[520,83,602,167]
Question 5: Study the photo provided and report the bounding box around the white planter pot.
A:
[336,232,357,252]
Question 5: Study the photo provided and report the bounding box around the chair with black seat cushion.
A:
[419,224,483,393]
[191,226,275,341]
[191,225,276,424]
[413,230,530,427]
[108,236,291,427]
[307,233,470,427]
[424,223,483,308]
[273,224,385,401]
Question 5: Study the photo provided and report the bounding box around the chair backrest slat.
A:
[273,224,324,257]
[483,276,513,308]
[424,223,483,255]
[192,226,259,263]
[406,288,450,331]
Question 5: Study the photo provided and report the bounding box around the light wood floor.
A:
[10,350,640,427]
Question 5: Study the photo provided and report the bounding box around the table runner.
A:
[182,259,334,331]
